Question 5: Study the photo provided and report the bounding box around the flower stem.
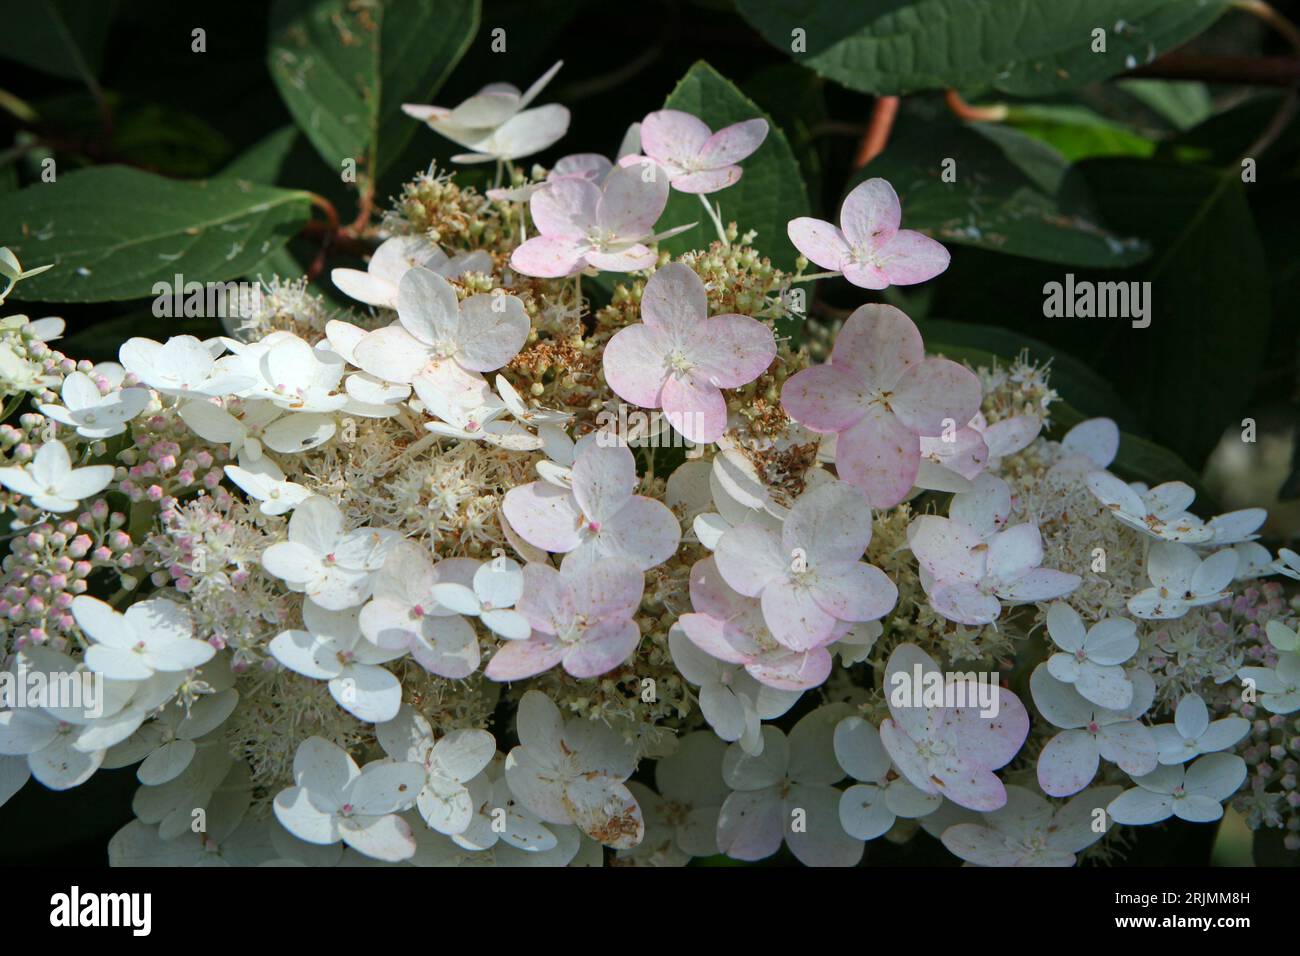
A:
[789,271,842,284]
[699,194,729,247]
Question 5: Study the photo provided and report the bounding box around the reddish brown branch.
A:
[853,96,899,169]
[1125,53,1300,86]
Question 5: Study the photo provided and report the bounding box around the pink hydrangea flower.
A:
[908,514,1080,625]
[501,437,680,571]
[635,110,768,194]
[602,263,776,444]
[713,479,896,650]
[677,556,837,690]
[781,304,981,508]
[510,164,691,277]
[484,558,643,680]
[878,644,1029,811]
[351,267,529,414]
[787,178,949,289]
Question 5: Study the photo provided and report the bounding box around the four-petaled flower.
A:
[603,263,776,444]
[636,109,768,193]
[781,304,981,508]
[787,178,950,289]
[0,440,114,513]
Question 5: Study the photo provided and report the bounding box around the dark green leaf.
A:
[1072,158,1272,465]
[735,0,1226,96]
[218,126,300,184]
[0,166,311,302]
[0,0,115,80]
[267,0,479,177]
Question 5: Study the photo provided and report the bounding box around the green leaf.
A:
[735,0,1226,96]
[857,119,1148,267]
[0,166,311,302]
[218,126,300,184]
[657,62,810,271]
[1002,104,1156,162]
[0,0,115,81]
[267,0,478,177]
[1116,79,1213,132]
[1071,158,1272,465]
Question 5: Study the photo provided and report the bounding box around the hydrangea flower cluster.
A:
[1,74,1296,869]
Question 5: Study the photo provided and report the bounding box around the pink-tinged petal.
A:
[929,581,1001,625]
[603,323,670,408]
[502,482,584,554]
[930,754,1009,811]
[583,244,657,273]
[352,326,433,384]
[761,580,838,650]
[640,262,707,338]
[920,426,989,482]
[597,163,668,238]
[781,479,873,565]
[567,558,644,620]
[678,613,748,665]
[981,415,1041,458]
[509,236,585,278]
[698,119,768,168]
[839,178,901,250]
[890,357,982,436]
[877,719,938,796]
[998,568,1081,602]
[484,635,566,681]
[571,442,636,524]
[780,364,865,433]
[717,790,784,861]
[942,690,1030,769]
[687,556,751,623]
[687,313,776,388]
[715,524,787,597]
[810,562,897,624]
[877,229,951,285]
[531,177,599,237]
[830,304,923,387]
[563,619,641,677]
[747,647,832,691]
[786,218,851,272]
[671,168,741,193]
[1038,730,1101,797]
[639,109,712,169]
[840,258,891,290]
[515,561,572,635]
[661,371,727,444]
[909,515,986,584]
[941,823,1023,867]
[597,496,680,570]
[835,405,920,509]
[453,293,530,372]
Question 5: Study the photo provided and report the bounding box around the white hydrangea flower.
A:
[1151,693,1249,765]
[269,601,405,723]
[940,785,1121,867]
[0,440,114,512]
[261,496,399,611]
[273,736,425,862]
[1043,601,1139,711]
[104,686,239,785]
[332,235,492,310]
[38,371,149,439]
[223,458,311,516]
[717,704,863,866]
[119,335,252,397]
[618,733,728,865]
[429,556,530,641]
[1237,621,1300,715]
[503,690,644,849]
[1086,471,1212,543]
[72,595,215,681]
[1127,541,1236,620]
[1107,753,1247,825]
